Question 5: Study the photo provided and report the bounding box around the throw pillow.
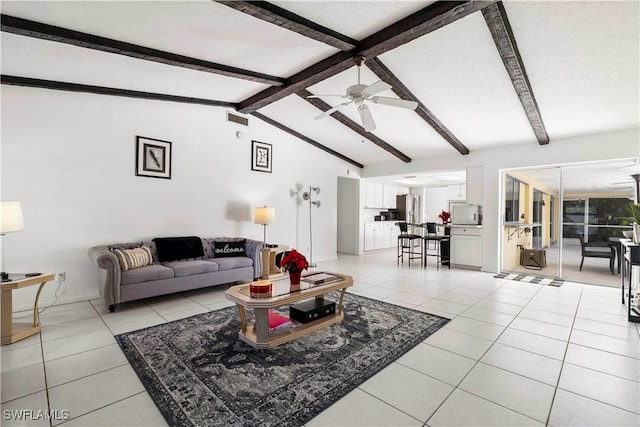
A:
[113,246,153,271]
[153,236,204,262]
[213,240,246,258]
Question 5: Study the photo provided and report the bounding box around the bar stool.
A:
[425,222,437,249]
[422,235,451,270]
[397,222,422,266]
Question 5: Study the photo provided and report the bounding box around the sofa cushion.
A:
[121,264,174,285]
[208,257,253,272]
[162,260,219,277]
[153,236,204,262]
[213,240,246,258]
[113,246,153,271]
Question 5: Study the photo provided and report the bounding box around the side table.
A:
[1,273,55,345]
[261,245,288,279]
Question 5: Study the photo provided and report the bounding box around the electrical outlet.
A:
[55,272,66,282]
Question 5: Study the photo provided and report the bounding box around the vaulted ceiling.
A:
[2,1,639,170]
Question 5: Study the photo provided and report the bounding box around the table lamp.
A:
[254,206,275,247]
[1,201,25,281]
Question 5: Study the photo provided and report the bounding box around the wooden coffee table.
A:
[225,272,353,349]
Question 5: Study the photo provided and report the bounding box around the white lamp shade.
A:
[0,201,25,233]
[254,207,275,225]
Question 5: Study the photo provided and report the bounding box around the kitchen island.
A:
[448,224,483,270]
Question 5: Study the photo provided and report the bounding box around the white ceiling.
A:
[2,1,639,187]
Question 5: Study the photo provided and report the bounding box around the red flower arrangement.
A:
[438,210,451,224]
[278,249,309,272]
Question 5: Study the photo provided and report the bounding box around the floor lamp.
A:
[254,206,275,247]
[1,201,25,282]
[302,186,320,267]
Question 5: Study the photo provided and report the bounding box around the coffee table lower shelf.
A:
[238,311,344,349]
[225,272,353,349]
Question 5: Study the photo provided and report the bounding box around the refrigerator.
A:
[396,194,421,224]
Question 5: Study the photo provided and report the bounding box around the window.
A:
[563,197,632,241]
[532,189,544,249]
[505,175,521,222]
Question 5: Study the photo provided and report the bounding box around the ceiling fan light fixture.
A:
[310,53,416,131]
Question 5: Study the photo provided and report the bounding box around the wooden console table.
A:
[225,273,353,349]
[1,273,55,345]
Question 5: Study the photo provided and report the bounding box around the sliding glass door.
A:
[501,160,636,287]
[500,167,560,278]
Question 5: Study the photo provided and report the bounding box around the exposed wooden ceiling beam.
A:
[366,58,470,155]
[1,75,236,108]
[482,2,549,145]
[215,1,358,51]
[298,89,411,163]
[237,1,495,114]
[251,112,364,168]
[0,14,285,87]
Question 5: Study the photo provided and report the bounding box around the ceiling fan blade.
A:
[362,80,391,97]
[307,94,347,99]
[314,101,351,120]
[358,104,376,132]
[371,96,418,110]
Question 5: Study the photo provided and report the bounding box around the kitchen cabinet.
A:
[450,226,482,269]
[365,183,407,209]
[466,166,483,206]
[365,182,383,208]
[364,222,398,251]
[447,184,466,201]
[383,185,396,208]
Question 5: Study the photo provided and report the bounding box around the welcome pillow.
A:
[214,240,246,257]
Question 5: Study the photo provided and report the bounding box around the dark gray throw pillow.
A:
[214,240,246,257]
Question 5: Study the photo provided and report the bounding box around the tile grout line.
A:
[423,278,551,425]
[544,285,584,426]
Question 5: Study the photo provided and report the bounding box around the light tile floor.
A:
[1,249,639,426]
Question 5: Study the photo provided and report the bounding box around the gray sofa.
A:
[88,237,263,312]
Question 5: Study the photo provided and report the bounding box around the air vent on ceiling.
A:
[227,111,249,126]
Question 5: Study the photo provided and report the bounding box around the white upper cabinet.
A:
[447,184,466,201]
[383,185,396,208]
[465,166,483,206]
[365,182,383,208]
[365,183,406,208]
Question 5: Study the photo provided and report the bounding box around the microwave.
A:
[452,204,482,225]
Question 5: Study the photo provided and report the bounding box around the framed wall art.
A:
[251,140,272,173]
[136,136,172,179]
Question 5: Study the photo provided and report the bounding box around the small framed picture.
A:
[251,140,272,173]
[136,136,171,179]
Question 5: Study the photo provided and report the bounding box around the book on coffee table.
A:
[302,272,340,285]
[267,311,291,335]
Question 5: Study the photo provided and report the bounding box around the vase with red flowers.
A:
[438,210,451,224]
[277,249,309,292]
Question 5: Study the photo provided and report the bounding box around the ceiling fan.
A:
[308,55,418,132]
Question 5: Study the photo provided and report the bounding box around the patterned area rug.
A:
[494,273,564,287]
[116,292,449,427]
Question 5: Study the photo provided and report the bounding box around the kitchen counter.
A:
[447,224,483,228]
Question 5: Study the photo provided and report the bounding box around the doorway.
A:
[500,159,636,287]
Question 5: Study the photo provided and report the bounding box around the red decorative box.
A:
[250,282,272,298]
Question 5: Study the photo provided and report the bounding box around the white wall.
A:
[424,187,449,222]
[1,86,358,309]
[363,128,639,273]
